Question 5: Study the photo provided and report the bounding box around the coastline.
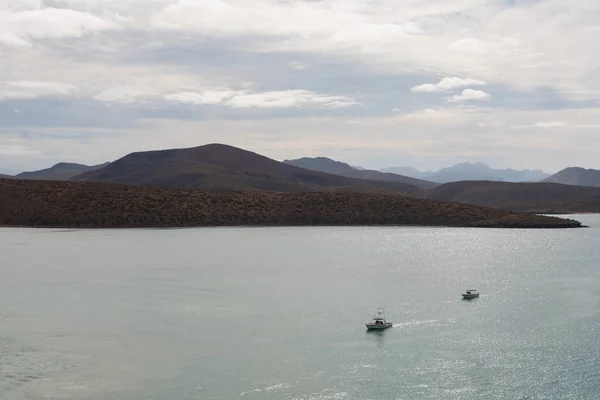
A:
[0,223,587,230]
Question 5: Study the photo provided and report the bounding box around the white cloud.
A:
[534,121,567,128]
[95,85,169,105]
[0,5,118,47]
[448,89,491,102]
[0,81,80,100]
[510,121,567,130]
[223,90,358,109]
[411,77,487,93]
[165,89,242,105]
[95,86,358,109]
[0,144,38,155]
[289,61,309,71]
[573,124,600,129]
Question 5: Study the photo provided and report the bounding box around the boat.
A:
[462,289,480,299]
[365,308,393,330]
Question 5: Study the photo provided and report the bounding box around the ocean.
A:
[1,214,599,399]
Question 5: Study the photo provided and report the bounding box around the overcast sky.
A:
[1,0,600,174]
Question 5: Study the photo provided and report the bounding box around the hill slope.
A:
[72,144,424,195]
[283,157,437,189]
[0,174,12,179]
[543,167,600,187]
[0,178,582,228]
[427,181,600,213]
[17,162,109,181]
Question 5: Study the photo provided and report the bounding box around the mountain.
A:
[16,162,110,181]
[543,167,600,187]
[72,144,424,195]
[380,166,434,180]
[282,157,438,189]
[380,162,550,183]
[0,174,12,179]
[427,181,600,213]
[0,178,583,229]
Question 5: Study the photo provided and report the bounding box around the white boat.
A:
[462,289,480,299]
[365,308,393,330]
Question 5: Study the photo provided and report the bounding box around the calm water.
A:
[1,215,600,399]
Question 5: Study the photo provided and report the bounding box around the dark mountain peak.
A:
[15,161,110,181]
[283,157,357,175]
[71,143,424,194]
[562,166,589,172]
[51,162,90,169]
[543,166,600,187]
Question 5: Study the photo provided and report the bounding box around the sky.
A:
[1,0,600,175]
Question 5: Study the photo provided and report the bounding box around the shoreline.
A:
[0,223,588,230]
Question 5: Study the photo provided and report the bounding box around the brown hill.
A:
[0,178,582,228]
[543,167,600,187]
[17,162,109,181]
[0,174,12,178]
[427,180,600,213]
[72,144,424,195]
[283,157,438,189]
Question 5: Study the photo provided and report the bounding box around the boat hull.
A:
[462,294,480,299]
[365,323,393,330]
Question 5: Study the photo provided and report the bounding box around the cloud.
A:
[165,89,243,105]
[289,61,309,70]
[0,5,118,47]
[449,89,491,102]
[0,144,38,155]
[143,0,600,99]
[96,86,358,109]
[510,121,567,130]
[411,77,487,93]
[3,0,600,176]
[0,81,80,100]
[573,124,600,129]
[223,90,358,109]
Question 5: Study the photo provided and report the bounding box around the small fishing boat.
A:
[462,289,480,299]
[365,308,393,330]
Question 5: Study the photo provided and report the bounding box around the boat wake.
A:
[393,319,441,328]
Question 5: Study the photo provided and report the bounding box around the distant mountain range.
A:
[381,162,551,183]
[282,157,438,189]
[15,162,109,181]
[3,145,600,214]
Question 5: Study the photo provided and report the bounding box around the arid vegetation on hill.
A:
[427,181,600,213]
[0,179,583,229]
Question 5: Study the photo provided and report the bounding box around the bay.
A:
[1,214,599,399]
